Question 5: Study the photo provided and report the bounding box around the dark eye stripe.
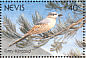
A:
[49,14,57,15]
[48,13,57,16]
[54,14,57,15]
[52,14,57,16]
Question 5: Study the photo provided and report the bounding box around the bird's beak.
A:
[58,14,63,16]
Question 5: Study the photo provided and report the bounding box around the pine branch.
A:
[3,16,16,32]
[75,39,83,48]
[49,16,86,38]
[18,14,32,34]
[8,16,86,47]
[2,16,21,39]
[32,11,43,25]
[65,49,81,56]
[50,40,66,53]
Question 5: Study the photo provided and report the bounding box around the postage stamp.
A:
[0,0,86,57]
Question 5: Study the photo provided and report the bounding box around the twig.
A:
[43,16,86,39]
[9,16,86,47]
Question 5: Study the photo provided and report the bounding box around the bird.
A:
[9,12,62,47]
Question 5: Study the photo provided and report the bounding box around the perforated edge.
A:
[0,2,2,56]
[0,56,86,58]
[0,0,85,2]
[83,1,86,56]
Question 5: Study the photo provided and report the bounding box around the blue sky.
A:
[2,2,84,55]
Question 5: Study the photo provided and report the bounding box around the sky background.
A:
[1,2,84,56]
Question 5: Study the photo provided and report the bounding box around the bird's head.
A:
[47,12,62,19]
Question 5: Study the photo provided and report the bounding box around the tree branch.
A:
[42,16,86,39]
[9,16,86,47]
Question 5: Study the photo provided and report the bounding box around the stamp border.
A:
[0,1,85,2]
[83,1,86,56]
[0,2,2,56]
[0,0,85,58]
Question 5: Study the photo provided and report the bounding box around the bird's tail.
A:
[9,33,30,47]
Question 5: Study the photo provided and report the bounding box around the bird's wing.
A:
[27,23,50,35]
[29,24,48,32]
[36,18,50,25]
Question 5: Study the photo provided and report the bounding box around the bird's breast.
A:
[48,20,56,29]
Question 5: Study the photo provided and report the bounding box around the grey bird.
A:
[9,12,62,47]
